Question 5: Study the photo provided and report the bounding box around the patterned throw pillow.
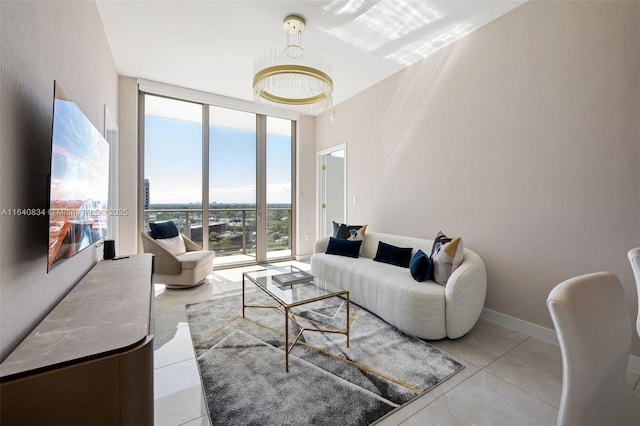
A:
[431,231,464,285]
[332,222,367,254]
[429,231,452,258]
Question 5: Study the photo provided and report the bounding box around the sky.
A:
[144,103,292,205]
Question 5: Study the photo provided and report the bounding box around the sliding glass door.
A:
[266,117,293,260]
[142,93,294,268]
[209,107,257,263]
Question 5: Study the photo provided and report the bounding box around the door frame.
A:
[316,143,347,238]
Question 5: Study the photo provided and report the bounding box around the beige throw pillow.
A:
[156,235,187,256]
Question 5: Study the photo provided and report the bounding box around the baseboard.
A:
[480,308,640,374]
[294,254,312,262]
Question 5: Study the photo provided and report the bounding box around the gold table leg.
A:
[242,275,245,318]
[346,292,350,348]
[285,306,290,372]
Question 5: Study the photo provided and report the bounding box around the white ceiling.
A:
[96,0,526,112]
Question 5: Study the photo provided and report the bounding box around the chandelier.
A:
[253,15,333,115]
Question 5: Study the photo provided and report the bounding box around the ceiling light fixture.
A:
[253,15,333,115]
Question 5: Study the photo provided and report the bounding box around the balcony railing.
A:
[143,207,291,258]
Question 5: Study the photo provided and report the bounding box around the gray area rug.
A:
[186,290,463,425]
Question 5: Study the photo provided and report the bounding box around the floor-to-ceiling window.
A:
[143,95,204,247]
[142,92,295,268]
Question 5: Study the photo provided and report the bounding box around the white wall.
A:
[0,1,118,360]
[315,1,640,354]
[296,115,317,258]
[117,76,140,255]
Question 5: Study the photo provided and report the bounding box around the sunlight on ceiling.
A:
[319,0,522,68]
[387,22,474,66]
[321,0,444,53]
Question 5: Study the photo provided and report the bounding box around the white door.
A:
[318,145,346,237]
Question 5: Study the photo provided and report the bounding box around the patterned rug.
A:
[186,290,463,425]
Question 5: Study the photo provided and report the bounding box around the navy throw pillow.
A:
[149,221,179,239]
[410,249,433,282]
[326,237,362,258]
[373,241,413,268]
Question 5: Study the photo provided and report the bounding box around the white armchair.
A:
[141,230,215,289]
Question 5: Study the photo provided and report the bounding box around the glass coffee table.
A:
[242,265,350,372]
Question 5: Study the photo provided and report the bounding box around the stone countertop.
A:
[0,254,153,379]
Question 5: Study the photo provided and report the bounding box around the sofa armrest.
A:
[140,232,181,275]
[313,236,331,254]
[444,249,487,339]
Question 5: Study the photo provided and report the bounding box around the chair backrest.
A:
[628,247,640,338]
[547,272,638,426]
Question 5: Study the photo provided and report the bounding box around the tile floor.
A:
[152,261,640,426]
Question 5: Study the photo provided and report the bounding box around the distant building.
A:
[144,179,150,210]
[190,222,227,243]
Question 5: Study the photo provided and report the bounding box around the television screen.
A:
[47,82,109,270]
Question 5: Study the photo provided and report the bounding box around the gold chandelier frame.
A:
[253,64,333,105]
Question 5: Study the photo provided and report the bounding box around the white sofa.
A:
[311,232,487,340]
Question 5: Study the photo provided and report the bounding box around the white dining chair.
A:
[547,271,640,426]
[628,247,640,338]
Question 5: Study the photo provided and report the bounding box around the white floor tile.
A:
[430,319,528,368]
[178,414,211,426]
[401,370,558,426]
[154,325,196,369]
[154,303,189,332]
[485,337,563,407]
[154,358,207,426]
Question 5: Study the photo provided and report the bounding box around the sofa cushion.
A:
[373,241,412,268]
[150,221,179,239]
[432,233,464,285]
[176,250,215,269]
[326,237,362,258]
[155,235,187,256]
[410,249,433,282]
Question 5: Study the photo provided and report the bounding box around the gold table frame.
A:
[242,266,350,372]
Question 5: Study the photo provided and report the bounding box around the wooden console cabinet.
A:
[0,254,155,426]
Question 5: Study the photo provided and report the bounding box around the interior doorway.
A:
[317,144,347,238]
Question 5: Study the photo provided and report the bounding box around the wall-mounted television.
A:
[47,82,109,271]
